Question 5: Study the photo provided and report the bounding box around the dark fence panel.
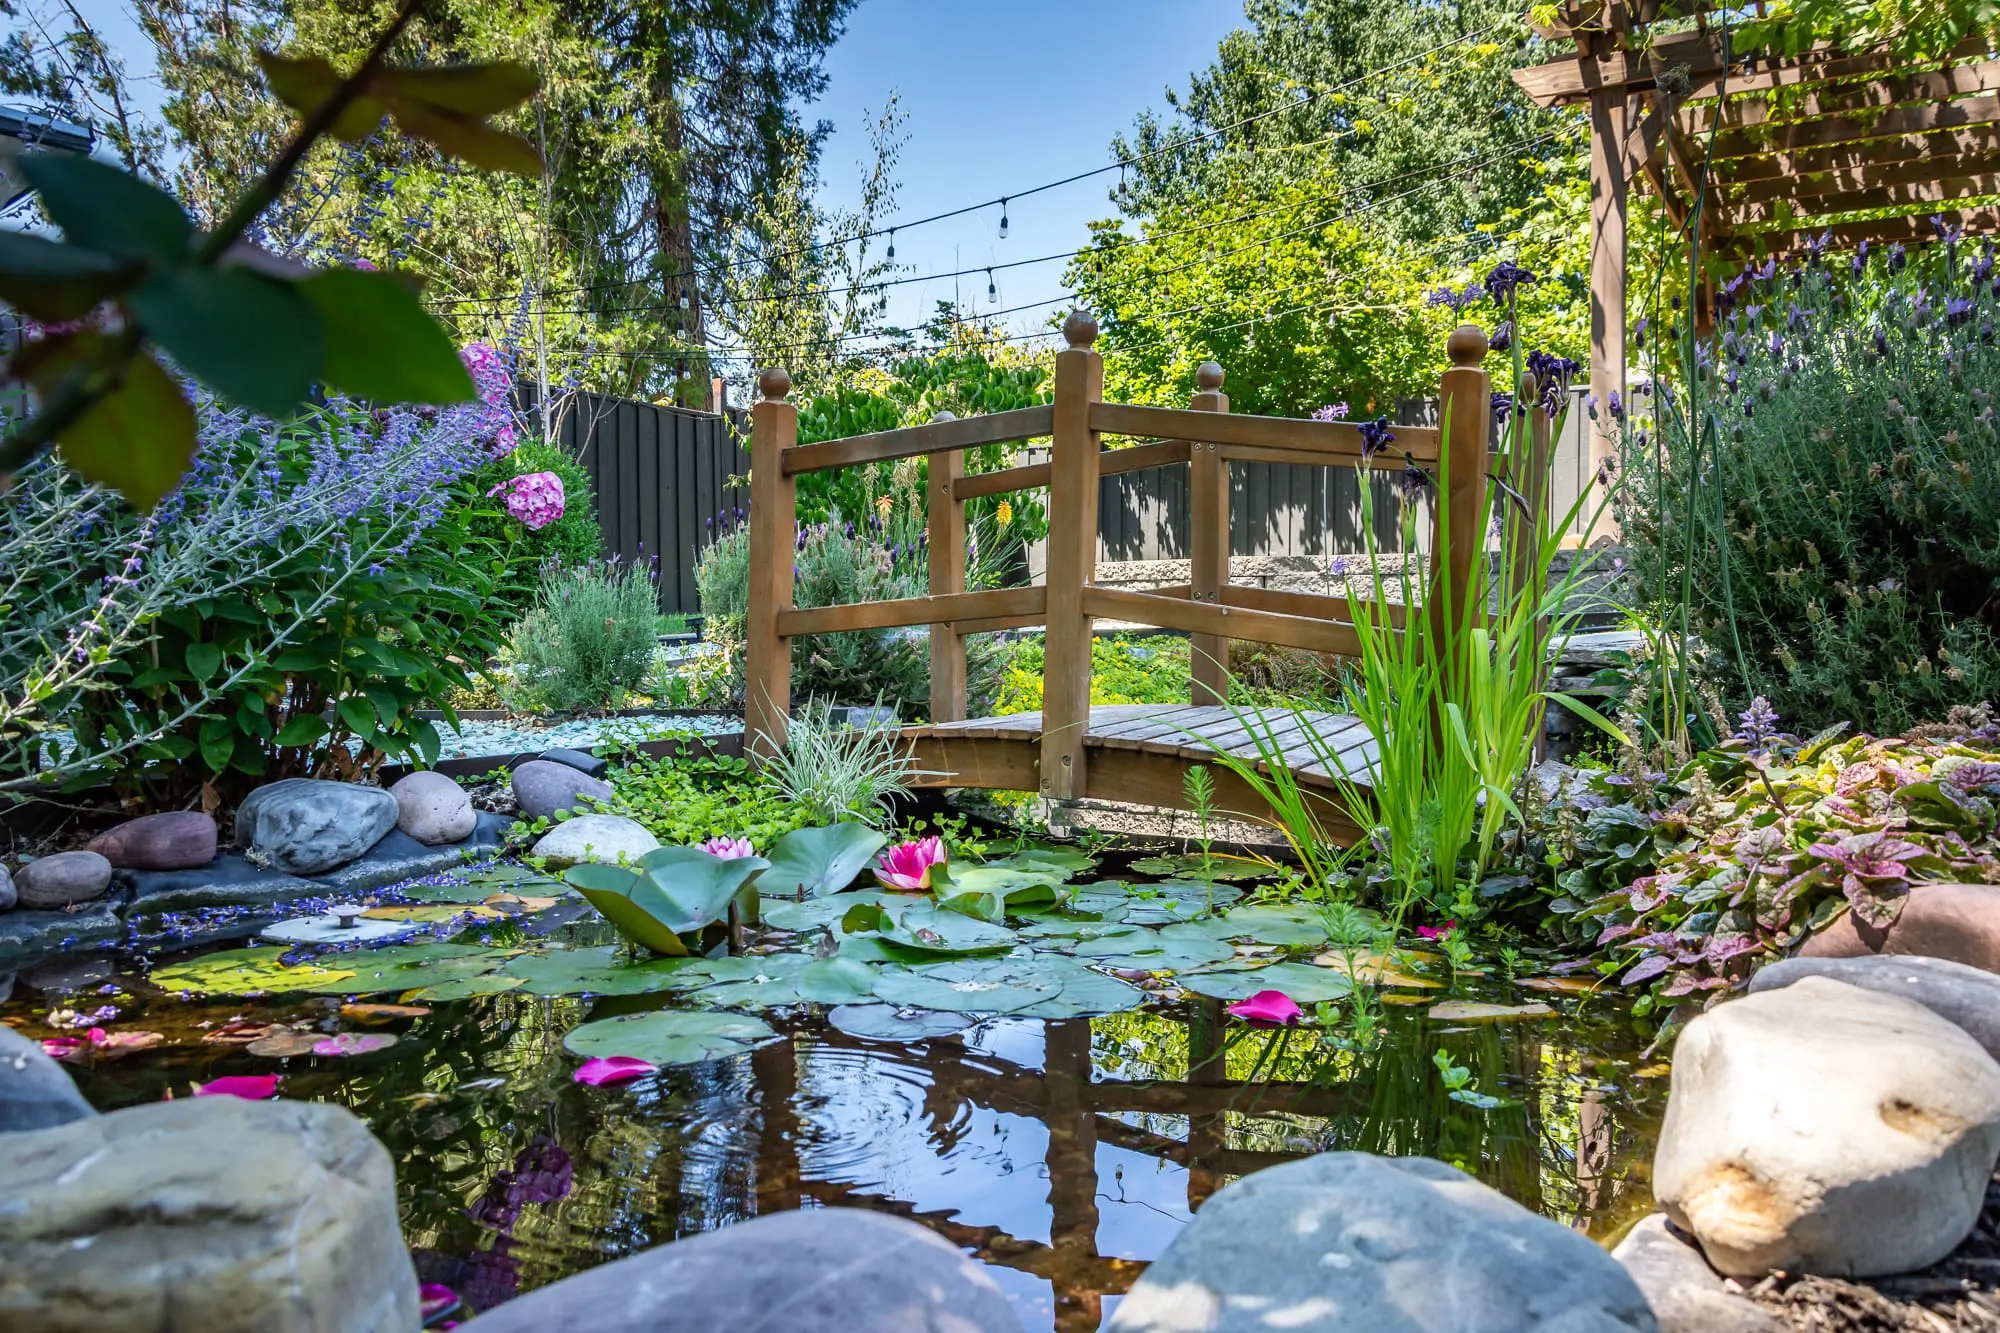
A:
[541,391,748,616]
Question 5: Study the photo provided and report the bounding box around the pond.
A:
[1,850,1666,1333]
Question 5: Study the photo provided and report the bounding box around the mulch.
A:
[1746,1178,2000,1331]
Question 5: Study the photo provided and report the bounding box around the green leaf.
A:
[379,62,542,115]
[273,713,328,747]
[870,955,1144,1018]
[562,1009,776,1066]
[33,342,194,510]
[256,53,388,141]
[125,266,324,418]
[0,231,140,320]
[198,716,235,773]
[757,823,888,898]
[336,695,376,740]
[300,267,476,404]
[185,642,222,682]
[495,945,695,996]
[388,99,544,177]
[151,946,356,996]
[19,152,192,264]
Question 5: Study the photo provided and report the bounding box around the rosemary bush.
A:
[503,559,661,714]
[1620,238,2000,735]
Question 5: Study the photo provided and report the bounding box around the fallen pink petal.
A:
[1415,921,1458,940]
[874,836,947,892]
[1227,990,1305,1027]
[573,1056,657,1086]
[194,1074,282,1100]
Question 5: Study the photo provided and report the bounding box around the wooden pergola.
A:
[1514,2,2000,498]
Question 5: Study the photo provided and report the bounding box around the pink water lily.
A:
[39,1029,105,1061]
[194,1074,282,1100]
[1227,990,1305,1027]
[699,836,757,859]
[874,836,947,891]
[1415,921,1458,940]
[573,1056,656,1086]
[419,1284,461,1322]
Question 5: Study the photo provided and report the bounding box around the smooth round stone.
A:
[1751,953,2000,1063]
[0,1023,94,1133]
[538,747,608,779]
[0,865,14,913]
[531,814,658,869]
[512,760,614,820]
[14,852,113,910]
[388,771,476,846]
[1612,1214,1779,1333]
[1803,883,2000,972]
[84,811,218,871]
[234,779,398,875]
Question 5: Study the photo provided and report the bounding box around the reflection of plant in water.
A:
[1432,1048,1505,1109]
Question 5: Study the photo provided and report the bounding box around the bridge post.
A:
[745,368,797,764]
[927,412,967,723]
[1188,362,1231,705]
[1040,311,1103,801]
[1430,326,1492,719]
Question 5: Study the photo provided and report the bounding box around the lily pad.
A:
[756,823,888,898]
[1128,853,1274,881]
[1202,902,1334,946]
[152,947,358,997]
[562,1009,778,1066]
[245,1028,322,1058]
[1070,879,1243,924]
[1311,952,1444,988]
[828,1004,974,1041]
[1427,1001,1557,1023]
[1180,962,1354,1004]
[1515,976,1603,995]
[363,904,507,924]
[792,957,880,1005]
[1070,924,1235,973]
[839,900,1017,956]
[496,946,697,997]
[297,943,512,995]
[871,955,1143,1018]
[996,845,1097,875]
[410,974,526,1001]
[341,1003,431,1022]
[567,849,769,956]
[762,891,891,932]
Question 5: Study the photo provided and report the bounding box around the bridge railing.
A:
[745,313,1551,797]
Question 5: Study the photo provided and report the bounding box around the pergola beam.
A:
[1701,92,2000,162]
[1726,147,2000,203]
[1679,59,2000,139]
[1513,33,1991,109]
[1726,205,2000,257]
[1717,171,2000,226]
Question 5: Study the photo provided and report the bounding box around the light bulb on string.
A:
[678,292,690,310]
[998,198,1009,239]
[886,228,896,262]
[986,269,998,305]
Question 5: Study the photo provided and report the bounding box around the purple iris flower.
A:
[1359,418,1397,457]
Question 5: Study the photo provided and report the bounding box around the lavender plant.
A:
[1619,231,2000,736]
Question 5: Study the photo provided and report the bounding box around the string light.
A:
[998,198,1009,239]
[887,228,896,261]
[986,268,998,305]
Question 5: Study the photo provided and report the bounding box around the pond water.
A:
[2,853,1665,1333]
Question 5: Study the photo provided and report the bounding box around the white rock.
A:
[388,771,477,845]
[532,814,659,869]
[1655,975,2000,1279]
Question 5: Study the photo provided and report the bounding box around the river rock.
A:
[1611,1214,1779,1333]
[14,851,113,909]
[1655,975,2000,1278]
[0,865,13,913]
[512,759,614,820]
[0,1022,94,1133]
[0,1097,418,1332]
[465,1207,1022,1333]
[1106,1152,1658,1333]
[83,811,218,871]
[1750,954,2000,1063]
[532,814,658,869]
[388,771,477,845]
[538,746,609,779]
[235,778,398,874]
[0,906,122,971]
[1803,883,2000,971]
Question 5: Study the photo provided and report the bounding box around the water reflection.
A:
[9,968,1661,1333]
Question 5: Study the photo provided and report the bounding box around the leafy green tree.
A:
[0,1,166,178]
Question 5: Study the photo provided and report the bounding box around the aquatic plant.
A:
[875,835,948,891]
[759,697,926,827]
[699,836,757,859]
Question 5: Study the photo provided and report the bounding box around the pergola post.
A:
[1586,81,1628,547]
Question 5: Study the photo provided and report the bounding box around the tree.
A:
[0,1,167,179]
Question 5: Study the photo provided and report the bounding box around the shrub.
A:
[1620,240,2000,735]
[503,560,660,714]
[467,438,602,615]
[759,698,924,827]
[993,634,1194,715]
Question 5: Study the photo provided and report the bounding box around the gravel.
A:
[434,713,741,764]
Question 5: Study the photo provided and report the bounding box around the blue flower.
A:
[1489,320,1513,353]
[1358,418,1397,456]
[1483,261,1539,302]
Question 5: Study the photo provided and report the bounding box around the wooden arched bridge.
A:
[743,314,1554,843]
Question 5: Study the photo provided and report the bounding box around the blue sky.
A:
[83,1,1243,336]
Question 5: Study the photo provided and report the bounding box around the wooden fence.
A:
[538,391,748,616]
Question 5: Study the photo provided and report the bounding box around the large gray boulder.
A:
[0,864,15,912]
[466,1207,1022,1333]
[532,813,659,869]
[1611,1214,1778,1333]
[1106,1152,1658,1333]
[0,1023,94,1133]
[1655,975,2000,1279]
[512,759,614,820]
[14,851,113,909]
[1750,953,2000,1062]
[0,1097,418,1332]
[388,771,477,845]
[234,778,397,874]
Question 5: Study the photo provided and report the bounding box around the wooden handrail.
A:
[1092,401,1442,464]
[780,586,1045,637]
[781,404,1054,475]
[952,437,1191,500]
[1221,584,1410,630]
[1082,587,1365,660]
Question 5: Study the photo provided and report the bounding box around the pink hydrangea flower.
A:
[874,836,947,891]
[487,471,565,530]
[1227,990,1304,1027]
[700,836,756,859]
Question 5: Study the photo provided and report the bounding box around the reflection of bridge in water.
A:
[747,999,1650,1333]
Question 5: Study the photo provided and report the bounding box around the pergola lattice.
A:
[1513,2,2000,491]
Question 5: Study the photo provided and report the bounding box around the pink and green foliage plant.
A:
[874,835,946,891]
[1552,707,2000,1018]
